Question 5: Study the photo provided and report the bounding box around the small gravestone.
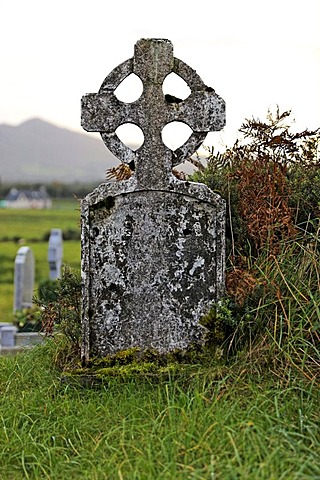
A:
[13,246,35,312]
[0,325,17,347]
[48,228,63,280]
[81,38,226,362]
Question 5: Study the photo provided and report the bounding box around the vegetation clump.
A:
[192,108,320,383]
[35,109,320,386]
[35,266,82,368]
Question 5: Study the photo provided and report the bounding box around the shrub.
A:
[191,108,320,378]
[193,108,319,258]
[35,266,82,367]
[38,278,59,302]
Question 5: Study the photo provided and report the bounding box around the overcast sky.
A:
[1,0,319,151]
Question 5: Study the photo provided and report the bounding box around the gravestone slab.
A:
[81,38,226,362]
[0,325,17,347]
[13,246,35,312]
[48,228,63,280]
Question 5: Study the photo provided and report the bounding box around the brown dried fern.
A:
[106,163,187,181]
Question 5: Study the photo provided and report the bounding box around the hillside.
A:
[0,118,120,183]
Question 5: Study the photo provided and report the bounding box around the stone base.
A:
[15,332,45,347]
[0,329,46,355]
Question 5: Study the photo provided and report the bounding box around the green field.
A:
[0,199,80,240]
[0,200,81,323]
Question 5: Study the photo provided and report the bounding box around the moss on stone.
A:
[62,343,225,384]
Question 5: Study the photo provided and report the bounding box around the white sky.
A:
[0,0,319,151]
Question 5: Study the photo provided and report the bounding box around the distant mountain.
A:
[0,118,120,183]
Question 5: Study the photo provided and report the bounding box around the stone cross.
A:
[81,38,226,362]
[48,228,63,280]
[82,38,225,189]
[13,246,35,312]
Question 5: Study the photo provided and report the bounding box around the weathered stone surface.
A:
[81,38,225,189]
[13,246,35,312]
[81,38,226,362]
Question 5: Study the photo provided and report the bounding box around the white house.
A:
[4,187,52,209]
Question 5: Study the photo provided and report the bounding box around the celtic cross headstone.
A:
[81,38,226,362]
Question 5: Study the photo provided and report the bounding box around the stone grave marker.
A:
[0,325,17,348]
[14,246,35,312]
[81,38,226,362]
[48,228,63,280]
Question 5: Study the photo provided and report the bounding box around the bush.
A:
[38,278,59,302]
[193,108,320,258]
[191,108,320,379]
[35,266,82,367]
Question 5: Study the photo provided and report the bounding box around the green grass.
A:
[0,342,319,479]
[0,199,80,241]
[0,201,81,323]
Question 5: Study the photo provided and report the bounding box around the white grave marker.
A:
[0,325,17,347]
[13,246,35,312]
[48,228,63,280]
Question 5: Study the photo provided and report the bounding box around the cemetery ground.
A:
[0,199,81,324]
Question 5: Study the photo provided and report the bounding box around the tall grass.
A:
[253,226,320,383]
[0,342,319,479]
